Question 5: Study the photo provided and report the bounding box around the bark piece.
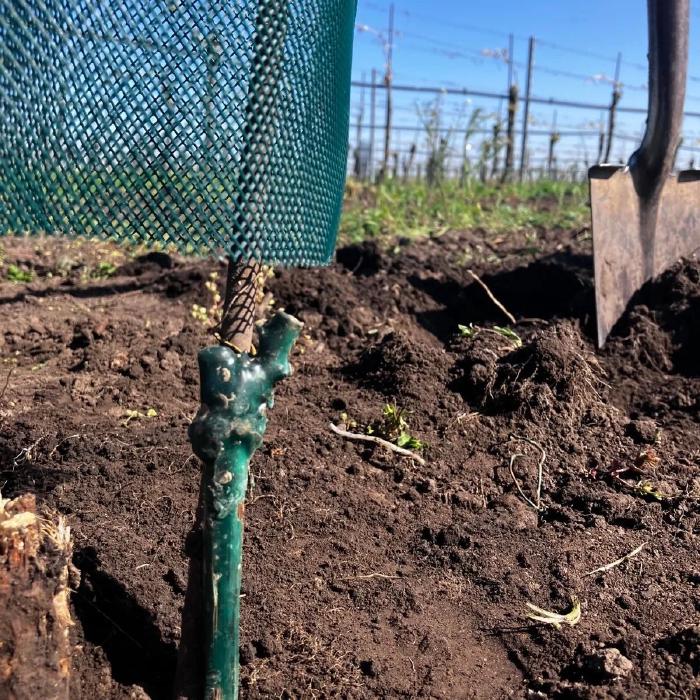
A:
[0,495,73,700]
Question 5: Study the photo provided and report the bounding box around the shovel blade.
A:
[589,165,700,347]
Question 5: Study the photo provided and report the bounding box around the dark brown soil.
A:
[0,228,698,699]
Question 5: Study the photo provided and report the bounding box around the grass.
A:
[458,323,523,348]
[339,178,589,243]
[6,264,33,283]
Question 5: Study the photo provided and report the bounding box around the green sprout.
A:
[369,404,424,451]
[634,480,667,501]
[122,407,158,426]
[492,326,523,347]
[458,323,478,338]
[6,264,33,283]
[191,271,222,328]
[458,323,522,348]
[92,261,118,279]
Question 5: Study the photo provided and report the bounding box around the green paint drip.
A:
[189,311,302,700]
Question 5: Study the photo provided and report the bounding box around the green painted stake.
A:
[189,311,302,700]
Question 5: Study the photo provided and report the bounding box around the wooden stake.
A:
[519,37,535,183]
[379,3,395,181]
[604,53,623,162]
[503,84,518,182]
[219,259,261,353]
[369,69,377,180]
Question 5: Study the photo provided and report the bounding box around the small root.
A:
[584,542,647,577]
[508,434,546,511]
[467,269,517,325]
[329,423,426,466]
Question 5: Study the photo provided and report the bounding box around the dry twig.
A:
[467,269,517,325]
[338,573,399,581]
[329,423,426,466]
[584,542,647,577]
[0,367,14,402]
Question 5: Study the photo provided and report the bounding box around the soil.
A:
[0,227,698,700]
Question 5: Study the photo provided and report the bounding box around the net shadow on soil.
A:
[407,252,595,343]
[73,546,177,700]
[0,257,204,307]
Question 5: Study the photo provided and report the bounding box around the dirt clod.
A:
[625,418,659,444]
[583,648,633,679]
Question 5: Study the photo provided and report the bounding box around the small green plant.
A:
[6,264,33,283]
[634,480,667,501]
[492,326,523,347]
[600,447,668,501]
[368,404,424,450]
[523,231,540,256]
[458,323,522,348]
[122,407,158,426]
[191,271,222,328]
[458,323,478,338]
[92,261,118,279]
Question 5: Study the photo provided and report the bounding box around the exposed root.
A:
[508,434,546,511]
[467,269,517,325]
[584,542,647,577]
[329,423,427,465]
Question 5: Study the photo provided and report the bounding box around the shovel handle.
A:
[631,0,689,197]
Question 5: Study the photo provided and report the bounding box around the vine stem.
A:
[178,313,301,700]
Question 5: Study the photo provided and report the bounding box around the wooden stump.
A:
[0,494,73,700]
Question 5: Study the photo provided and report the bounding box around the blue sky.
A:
[350,0,700,173]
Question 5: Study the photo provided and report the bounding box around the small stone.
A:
[625,419,658,444]
[584,648,633,679]
[110,351,129,371]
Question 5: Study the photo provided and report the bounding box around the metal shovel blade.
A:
[590,165,700,346]
[589,0,700,347]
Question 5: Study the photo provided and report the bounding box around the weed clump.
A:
[367,404,424,450]
[457,322,608,423]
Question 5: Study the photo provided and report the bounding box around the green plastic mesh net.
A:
[0,0,356,266]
